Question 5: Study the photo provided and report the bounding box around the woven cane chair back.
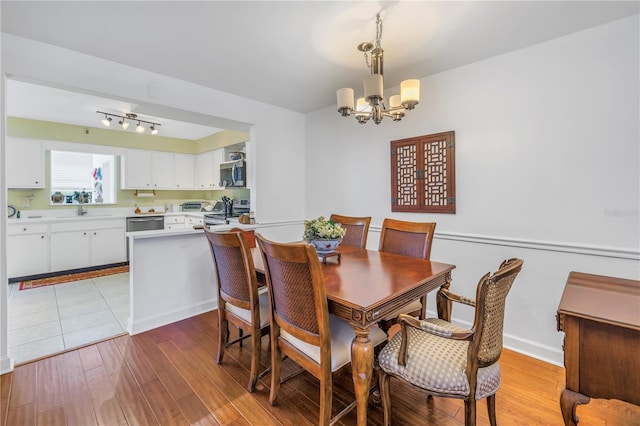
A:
[329,214,371,249]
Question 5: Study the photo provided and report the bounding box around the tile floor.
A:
[7,273,129,365]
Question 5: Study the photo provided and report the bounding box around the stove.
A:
[203,214,229,226]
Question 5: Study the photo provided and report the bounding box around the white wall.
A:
[305,16,639,365]
[0,34,306,372]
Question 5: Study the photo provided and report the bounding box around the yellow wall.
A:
[7,118,250,211]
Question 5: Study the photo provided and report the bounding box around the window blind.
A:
[50,151,93,190]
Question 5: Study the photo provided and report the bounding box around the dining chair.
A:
[329,214,371,249]
[204,228,270,392]
[378,258,524,426]
[377,218,437,331]
[255,233,388,426]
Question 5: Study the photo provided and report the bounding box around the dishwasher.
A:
[126,215,165,260]
[126,215,165,232]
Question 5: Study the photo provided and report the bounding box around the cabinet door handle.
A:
[93,232,97,235]
[83,232,87,235]
[23,228,27,231]
[41,235,44,239]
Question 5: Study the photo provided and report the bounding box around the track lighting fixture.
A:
[101,114,112,127]
[96,111,161,135]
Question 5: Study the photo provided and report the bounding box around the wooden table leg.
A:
[560,388,590,425]
[436,272,453,321]
[351,326,373,426]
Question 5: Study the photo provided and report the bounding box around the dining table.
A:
[251,244,456,426]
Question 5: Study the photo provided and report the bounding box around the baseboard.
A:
[129,298,218,335]
[8,261,129,284]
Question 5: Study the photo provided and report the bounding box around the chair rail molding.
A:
[365,226,639,261]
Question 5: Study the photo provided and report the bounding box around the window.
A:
[50,150,117,205]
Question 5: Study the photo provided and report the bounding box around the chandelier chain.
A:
[375,14,383,50]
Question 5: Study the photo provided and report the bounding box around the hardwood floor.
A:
[2,310,639,425]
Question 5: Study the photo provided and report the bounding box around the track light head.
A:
[118,118,130,130]
[150,125,159,135]
[136,121,145,133]
[101,115,112,127]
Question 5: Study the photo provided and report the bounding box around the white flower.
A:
[303,216,347,240]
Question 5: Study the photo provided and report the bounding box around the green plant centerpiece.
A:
[303,216,347,253]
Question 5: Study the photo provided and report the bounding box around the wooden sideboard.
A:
[556,271,640,425]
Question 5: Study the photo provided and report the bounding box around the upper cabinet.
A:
[174,154,195,189]
[194,149,224,189]
[122,147,225,190]
[151,151,175,189]
[6,138,45,188]
[122,149,153,188]
[121,150,191,189]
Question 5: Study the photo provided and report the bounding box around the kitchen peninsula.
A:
[126,221,301,335]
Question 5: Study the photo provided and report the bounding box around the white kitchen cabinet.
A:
[165,215,187,230]
[7,224,49,278]
[122,149,152,188]
[194,148,224,189]
[50,230,91,271]
[50,219,126,271]
[174,154,195,189]
[6,138,45,188]
[187,216,203,227]
[91,228,126,265]
[151,151,174,189]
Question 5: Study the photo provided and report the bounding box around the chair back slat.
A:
[379,218,436,260]
[329,214,371,249]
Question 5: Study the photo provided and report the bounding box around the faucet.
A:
[78,204,88,216]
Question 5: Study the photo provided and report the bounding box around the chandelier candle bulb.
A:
[364,74,383,101]
[400,79,420,109]
[389,95,402,109]
[337,88,354,111]
[356,98,370,114]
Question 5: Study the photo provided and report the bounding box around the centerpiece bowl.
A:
[304,216,347,254]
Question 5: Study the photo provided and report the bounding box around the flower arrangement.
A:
[303,216,347,241]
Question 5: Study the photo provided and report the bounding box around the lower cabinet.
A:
[165,215,187,230]
[91,228,126,265]
[7,219,127,279]
[50,221,126,271]
[50,230,91,271]
[7,224,49,278]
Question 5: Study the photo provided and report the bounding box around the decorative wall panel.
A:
[391,131,456,213]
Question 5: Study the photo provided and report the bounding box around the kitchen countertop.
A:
[6,209,216,224]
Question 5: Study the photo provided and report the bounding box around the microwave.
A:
[220,160,246,187]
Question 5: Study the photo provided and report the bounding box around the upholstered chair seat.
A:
[225,289,271,329]
[379,318,501,399]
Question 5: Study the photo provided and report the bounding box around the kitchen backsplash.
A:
[8,188,250,212]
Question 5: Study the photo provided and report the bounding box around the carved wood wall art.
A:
[391,131,456,213]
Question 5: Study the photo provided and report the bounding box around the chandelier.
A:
[96,111,161,135]
[336,14,420,125]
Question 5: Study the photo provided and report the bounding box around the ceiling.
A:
[2,1,638,139]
